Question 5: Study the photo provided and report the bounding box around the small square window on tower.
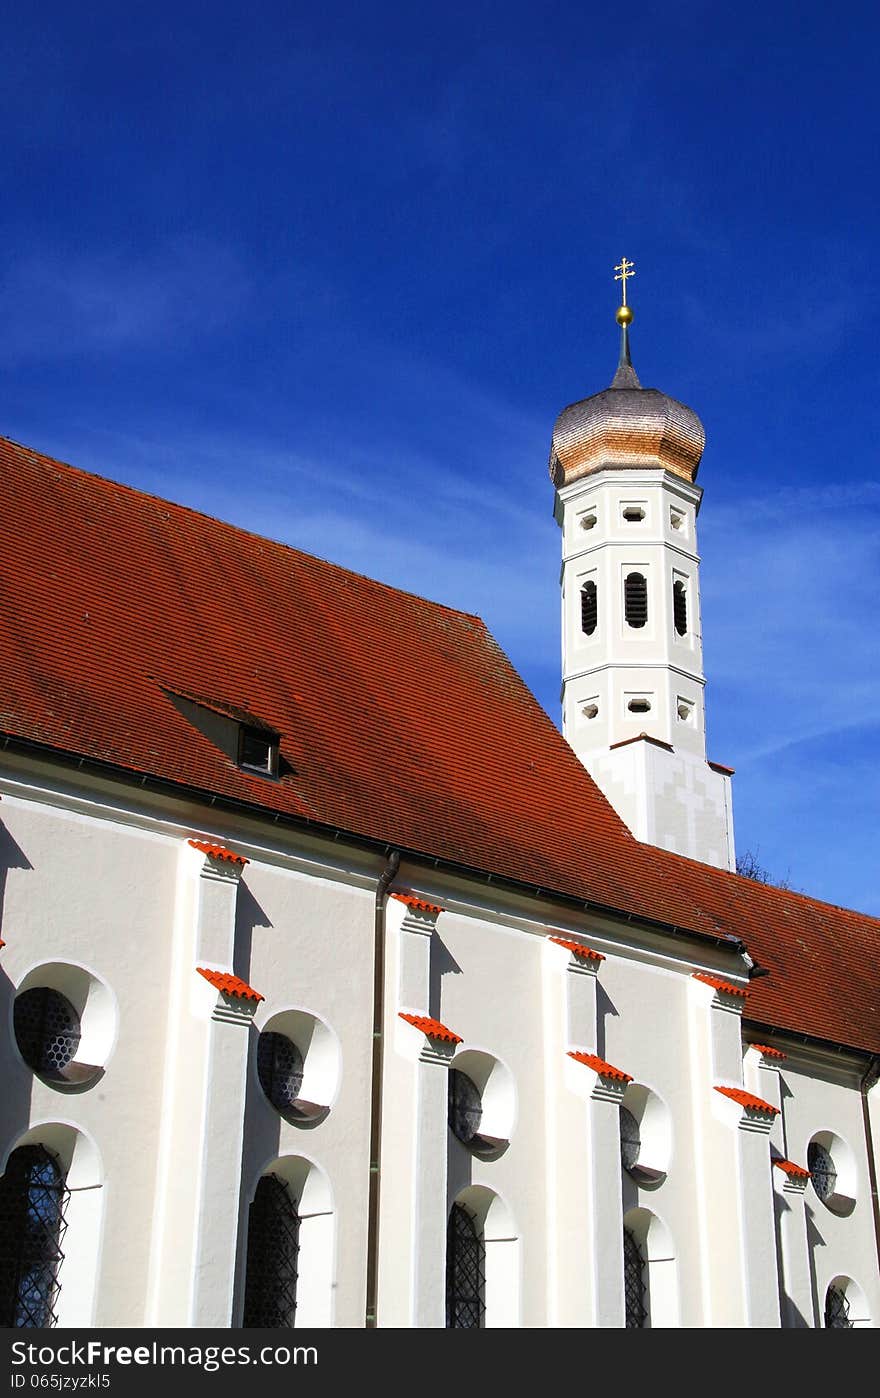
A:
[238,726,279,776]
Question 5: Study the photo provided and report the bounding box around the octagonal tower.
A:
[550,269,735,871]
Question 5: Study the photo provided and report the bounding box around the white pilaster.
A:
[543,936,603,1326]
[377,895,451,1327]
[147,840,252,1327]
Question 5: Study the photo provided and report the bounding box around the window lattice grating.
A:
[257,1032,305,1112]
[824,1286,853,1329]
[446,1204,485,1329]
[448,1070,482,1147]
[624,572,648,629]
[808,1142,837,1202]
[13,988,81,1079]
[242,1175,300,1328]
[0,1146,69,1328]
[620,1107,641,1173]
[623,1227,647,1328]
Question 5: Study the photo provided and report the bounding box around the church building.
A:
[0,266,878,1329]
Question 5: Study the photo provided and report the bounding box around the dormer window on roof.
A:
[239,725,279,776]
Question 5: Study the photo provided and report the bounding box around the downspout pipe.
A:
[860,1055,880,1281]
[365,848,400,1328]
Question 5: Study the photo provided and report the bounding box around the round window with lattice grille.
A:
[620,1106,641,1174]
[14,988,81,1080]
[257,1031,305,1112]
[808,1141,837,1203]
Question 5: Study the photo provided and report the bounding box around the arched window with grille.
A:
[0,1145,69,1327]
[623,1226,647,1328]
[242,1174,301,1328]
[673,580,688,636]
[624,572,648,629]
[446,1203,485,1328]
[825,1284,853,1329]
[581,580,598,635]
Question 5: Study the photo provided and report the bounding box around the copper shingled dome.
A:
[549,357,705,489]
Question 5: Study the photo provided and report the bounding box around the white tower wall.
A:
[557,466,734,871]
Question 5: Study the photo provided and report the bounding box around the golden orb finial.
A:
[616,303,634,326]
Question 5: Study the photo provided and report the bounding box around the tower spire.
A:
[611,256,640,389]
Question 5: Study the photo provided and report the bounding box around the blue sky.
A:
[2,1,879,913]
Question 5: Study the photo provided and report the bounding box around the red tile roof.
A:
[568,1051,633,1082]
[390,891,444,915]
[398,1012,462,1044]
[714,1086,779,1116]
[750,1043,787,1060]
[2,436,880,1055]
[188,839,249,865]
[548,935,605,962]
[693,972,748,999]
[773,1158,810,1180]
[196,967,264,1001]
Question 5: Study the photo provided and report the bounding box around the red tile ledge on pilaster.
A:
[389,891,444,915]
[751,1043,787,1059]
[693,972,748,998]
[773,1158,810,1179]
[196,967,264,1001]
[398,1012,462,1043]
[714,1086,778,1116]
[568,1051,633,1083]
[188,839,249,865]
[548,935,605,962]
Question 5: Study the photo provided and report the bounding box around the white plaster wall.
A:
[0,784,178,1327]
[599,953,702,1325]
[776,1056,879,1328]
[1,755,877,1331]
[232,848,377,1329]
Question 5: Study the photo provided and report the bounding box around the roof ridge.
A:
[0,433,487,628]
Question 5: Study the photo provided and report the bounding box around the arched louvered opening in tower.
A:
[446,1203,485,1329]
[673,580,688,636]
[242,1174,301,1328]
[624,572,648,629]
[581,580,598,636]
[0,1145,70,1327]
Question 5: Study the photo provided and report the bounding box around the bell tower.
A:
[549,261,735,871]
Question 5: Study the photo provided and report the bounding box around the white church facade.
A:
[1,280,878,1329]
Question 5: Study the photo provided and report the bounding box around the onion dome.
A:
[549,309,705,489]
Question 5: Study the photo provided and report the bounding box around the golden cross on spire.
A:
[614,256,636,305]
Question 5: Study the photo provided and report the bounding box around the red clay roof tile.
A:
[568,1051,633,1082]
[390,891,444,915]
[2,436,880,1056]
[399,1012,462,1044]
[189,839,249,865]
[751,1043,787,1059]
[549,935,605,962]
[196,967,264,1001]
[693,972,748,999]
[774,1158,811,1179]
[714,1085,779,1116]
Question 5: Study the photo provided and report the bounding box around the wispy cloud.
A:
[0,236,250,362]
